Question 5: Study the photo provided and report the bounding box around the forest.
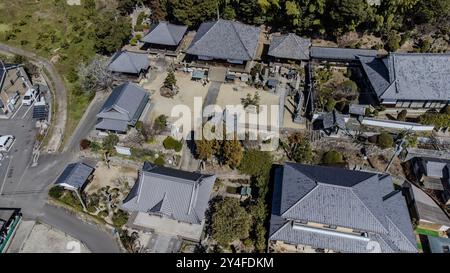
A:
[140,0,450,40]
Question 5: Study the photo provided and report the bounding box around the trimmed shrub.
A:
[49,186,64,199]
[163,136,182,152]
[377,132,394,149]
[397,110,408,121]
[80,139,91,150]
[322,150,344,165]
[112,209,129,228]
[154,156,165,166]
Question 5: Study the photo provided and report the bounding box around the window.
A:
[325,225,337,229]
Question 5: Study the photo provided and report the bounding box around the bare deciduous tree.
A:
[77,55,113,96]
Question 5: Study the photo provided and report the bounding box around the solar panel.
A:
[32,105,48,120]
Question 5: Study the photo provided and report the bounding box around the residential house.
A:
[410,157,450,207]
[269,163,417,253]
[0,208,22,253]
[186,19,262,71]
[0,61,32,116]
[267,33,310,64]
[141,21,188,53]
[358,53,450,109]
[313,110,347,135]
[122,162,216,241]
[403,182,450,233]
[108,51,150,81]
[95,82,149,133]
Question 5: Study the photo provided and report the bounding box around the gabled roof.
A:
[268,33,310,61]
[427,235,450,253]
[141,21,187,46]
[420,157,450,178]
[359,53,450,102]
[187,19,261,61]
[122,164,216,225]
[108,51,150,74]
[270,163,417,253]
[96,82,149,131]
[54,162,94,190]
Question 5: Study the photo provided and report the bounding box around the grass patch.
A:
[415,227,439,237]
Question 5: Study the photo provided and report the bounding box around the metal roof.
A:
[311,46,378,61]
[187,19,261,61]
[269,163,417,253]
[54,162,94,189]
[268,33,310,61]
[359,53,450,102]
[96,82,149,131]
[141,21,187,46]
[122,165,216,225]
[108,51,150,74]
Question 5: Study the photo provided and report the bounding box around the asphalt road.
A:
[39,204,121,253]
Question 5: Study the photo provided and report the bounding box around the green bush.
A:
[386,31,401,51]
[89,141,101,152]
[325,98,336,112]
[163,136,182,152]
[103,134,119,152]
[154,156,165,166]
[322,150,344,164]
[112,209,129,228]
[377,132,394,149]
[49,186,64,199]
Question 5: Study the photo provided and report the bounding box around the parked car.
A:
[22,88,39,106]
[0,135,15,152]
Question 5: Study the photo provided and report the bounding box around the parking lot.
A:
[0,103,37,198]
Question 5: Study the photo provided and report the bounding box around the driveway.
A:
[147,233,182,253]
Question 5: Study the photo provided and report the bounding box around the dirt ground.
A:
[20,222,90,253]
[85,161,138,195]
[141,71,211,123]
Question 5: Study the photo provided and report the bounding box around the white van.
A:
[0,135,15,152]
[22,88,39,106]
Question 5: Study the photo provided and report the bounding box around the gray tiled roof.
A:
[108,51,149,74]
[320,110,346,129]
[55,162,94,189]
[311,46,377,61]
[269,163,417,253]
[268,33,310,61]
[421,157,450,178]
[359,53,450,102]
[187,19,261,61]
[122,165,216,225]
[96,82,149,131]
[141,21,187,46]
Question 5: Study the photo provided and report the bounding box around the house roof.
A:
[141,21,187,46]
[407,182,450,227]
[122,164,216,225]
[269,163,417,253]
[96,82,149,131]
[54,162,94,189]
[319,110,346,129]
[108,51,150,74]
[187,19,261,61]
[359,53,450,102]
[311,46,378,61]
[427,235,450,253]
[268,33,310,61]
[420,157,450,178]
[0,61,21,91]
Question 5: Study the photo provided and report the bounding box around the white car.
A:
[22,88,39,106]
[0,135,15,152]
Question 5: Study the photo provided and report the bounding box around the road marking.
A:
[10,104,23,119]
[21,103,34,119]
[0,155,13,194]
